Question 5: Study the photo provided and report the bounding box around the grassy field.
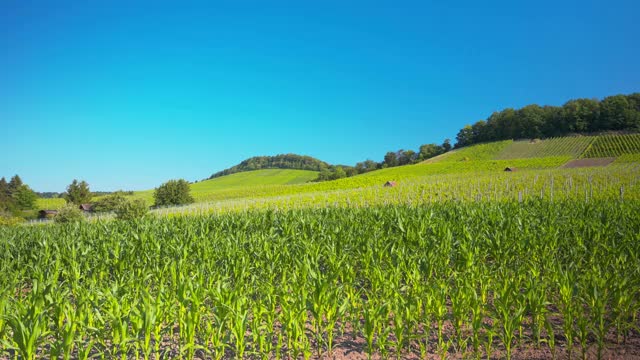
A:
[35,197,66,210]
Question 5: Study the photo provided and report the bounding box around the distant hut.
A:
[79,204,93,212]
[504,167,516,172]
[384,181,397,187]
[38,210,58,219]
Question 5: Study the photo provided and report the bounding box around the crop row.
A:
[581,133,640,158]
[2,201,640,359]
[494,137,594,160]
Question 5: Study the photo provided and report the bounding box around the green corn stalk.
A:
[493,276,525,360]
[5,280,50,360]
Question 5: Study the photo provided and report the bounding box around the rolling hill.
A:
[37,133,640,210]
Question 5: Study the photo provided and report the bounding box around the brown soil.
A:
[562,157,616,168]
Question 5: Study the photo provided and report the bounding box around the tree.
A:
[561,98,599,132]
[64,180,92,205]
[383,152,398,167]
[0,177,9,210]
[419,143,444,160]
[455,125,474,148]
[442,139,452,152]
[8,175,23,194]
[12,185,37,210]
[154,179,194,207]
[397,150,415,165]
[331,167,347,180]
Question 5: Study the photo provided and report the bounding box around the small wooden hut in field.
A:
[38,210,58,219]
[504,167,516,172]
[79,204,93,212]
[384,181,397,187]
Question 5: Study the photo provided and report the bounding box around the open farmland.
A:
[1,200,640,360]
[12,135,640,359]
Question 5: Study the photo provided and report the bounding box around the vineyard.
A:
[581,134,640,158]
[494,137,594,160]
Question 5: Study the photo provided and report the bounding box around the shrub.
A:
[115,199,149,221]
[54,205,85,224]
[0,214,24,226]
[154,179,194,207]
[93,192,128,212]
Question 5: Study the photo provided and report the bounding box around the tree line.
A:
[455,93,640,148]
[208,154,331,179]
[316,139,453,180]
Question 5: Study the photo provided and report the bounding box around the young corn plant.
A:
[362,300,386,360]
[493,275,525,360]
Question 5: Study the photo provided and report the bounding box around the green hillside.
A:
[129,169,318,204]
[37,134,640,211]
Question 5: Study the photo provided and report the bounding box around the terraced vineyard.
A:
[494,136,594,160]
[581,133,640,158]
[423,140,512,163]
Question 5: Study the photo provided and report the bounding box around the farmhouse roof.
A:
[79,203,93,211]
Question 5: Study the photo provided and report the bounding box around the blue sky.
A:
[1,0,639,191]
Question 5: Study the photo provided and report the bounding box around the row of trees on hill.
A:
[315,139,453,180]
[208,154,331,179]
[455,93,640,148]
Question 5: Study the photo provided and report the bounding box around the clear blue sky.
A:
[1,0,639,192]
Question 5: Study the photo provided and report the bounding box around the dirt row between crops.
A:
[562,157,616,168]
[4,316,639,360]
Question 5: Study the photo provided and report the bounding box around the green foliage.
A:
[455,92,640,147]
[92,192,128,213]
[114,199,148,221]
[53,205,85,224]
[0,214,25,226]
[153,179,194,207]
[63,180,91,205]
[208,153,330,179]
[0,175,38,213]
[12,185,38,210]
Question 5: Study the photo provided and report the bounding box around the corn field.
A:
[1,198,640,359]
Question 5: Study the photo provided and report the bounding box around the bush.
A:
[54,205,85,224]
[154,179,194,207]
[115,199,149,221]
[93,192,128,212]
[0,214,24,226]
